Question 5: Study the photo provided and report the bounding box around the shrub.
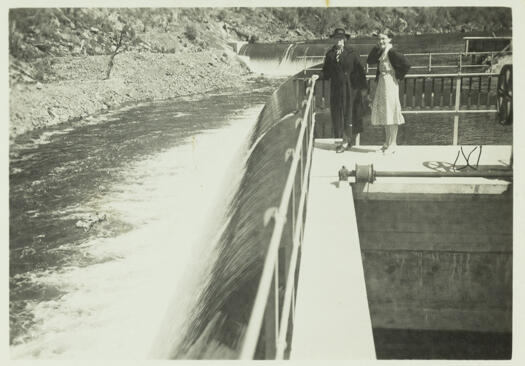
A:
[217,9,227,22]
[184,24,197,41]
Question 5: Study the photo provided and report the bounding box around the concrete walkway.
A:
[289,148,376,360]
[289,142,512,359]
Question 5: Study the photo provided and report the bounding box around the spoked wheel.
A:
[496,64,513,125]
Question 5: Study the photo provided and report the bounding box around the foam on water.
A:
[10,105,262,359]
[239,55,321,77]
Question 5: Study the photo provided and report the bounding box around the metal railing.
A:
[304,72,501,145]
[239,74,319,360]
[395,72,499,145]
[300,50,512,74]
[238,69,507,359]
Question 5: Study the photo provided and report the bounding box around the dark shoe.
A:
[383,147,396,155]
[336,144,345,153]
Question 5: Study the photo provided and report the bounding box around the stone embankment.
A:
[9,49,251,140]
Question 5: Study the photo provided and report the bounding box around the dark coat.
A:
[367,46,411,81]
[322,45,368,136]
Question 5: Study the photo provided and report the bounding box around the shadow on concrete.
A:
[314,140,338,151]
[349,146,378,153]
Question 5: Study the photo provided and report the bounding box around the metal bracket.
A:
[285,148,294,162]
[263,207,279,227]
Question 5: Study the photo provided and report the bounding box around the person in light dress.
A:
[367,31,411,154]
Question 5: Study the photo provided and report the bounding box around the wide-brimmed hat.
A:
[329,28,351,39]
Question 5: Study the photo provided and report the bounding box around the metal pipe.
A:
[453,77,462,145]
[296,51,511,60]
[342,164,512,183]
[402,109,498,114]
[371,170,512,178]
[297,72,499,79]
[345,166,512,181]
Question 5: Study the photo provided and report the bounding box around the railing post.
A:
[458,53,463,73]
[428,53,432,72]
[284,177,295,304]
[264,266,279,358]
[304,50,307,75]
[295,79,300,111]
[453,76,461,145]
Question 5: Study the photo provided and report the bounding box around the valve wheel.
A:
[496,64,512,125]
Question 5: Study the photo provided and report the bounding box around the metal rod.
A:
[478,75,482,107]
[402,78,407,107]
[412,77,417,108]
[422,78,426,108]
[296,50,511,60]
[431,77,435,108]
[453,77,462,145]
[440,77,445,107]
[371,170,512,178]
[303,71,500,78]
[487,76,493,107]
[263,264,278,359]
[402,109,498,114]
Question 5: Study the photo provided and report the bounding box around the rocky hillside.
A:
[9,7,512,82]
[8,7,512,139]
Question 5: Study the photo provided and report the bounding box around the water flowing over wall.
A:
[238,41,375,76]
[159,77,306,359]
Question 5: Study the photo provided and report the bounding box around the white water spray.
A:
[10,105,263,360]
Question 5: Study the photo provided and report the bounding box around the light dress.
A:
[371,48,405,126]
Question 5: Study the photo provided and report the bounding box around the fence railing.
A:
[394,72,499,145]
[303,72,500,145]
[238,69,508,360]
[239,74,318,360]
[299,50,512,74]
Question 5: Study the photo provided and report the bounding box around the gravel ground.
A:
[9,49,252,141]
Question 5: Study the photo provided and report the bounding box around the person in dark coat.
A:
[322,28,368,153]
[367,31,411,153]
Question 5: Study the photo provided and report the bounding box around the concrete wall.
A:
[352,181,512,333]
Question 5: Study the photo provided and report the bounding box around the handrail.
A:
[275,85,317,359]
[298,50,511,73]
[402,72,499,78]
[295,72,499,80]
[296,50,512,59]
[240,74,319,360]
[304,71,502,145]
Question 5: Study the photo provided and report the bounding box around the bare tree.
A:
[105,24,136,80]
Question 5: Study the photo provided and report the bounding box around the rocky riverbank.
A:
[9,49,252,141]
[8,7,511,141]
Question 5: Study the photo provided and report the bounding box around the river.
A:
[9,78,282,358]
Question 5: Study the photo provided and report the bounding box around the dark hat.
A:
[329,28,351,39]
